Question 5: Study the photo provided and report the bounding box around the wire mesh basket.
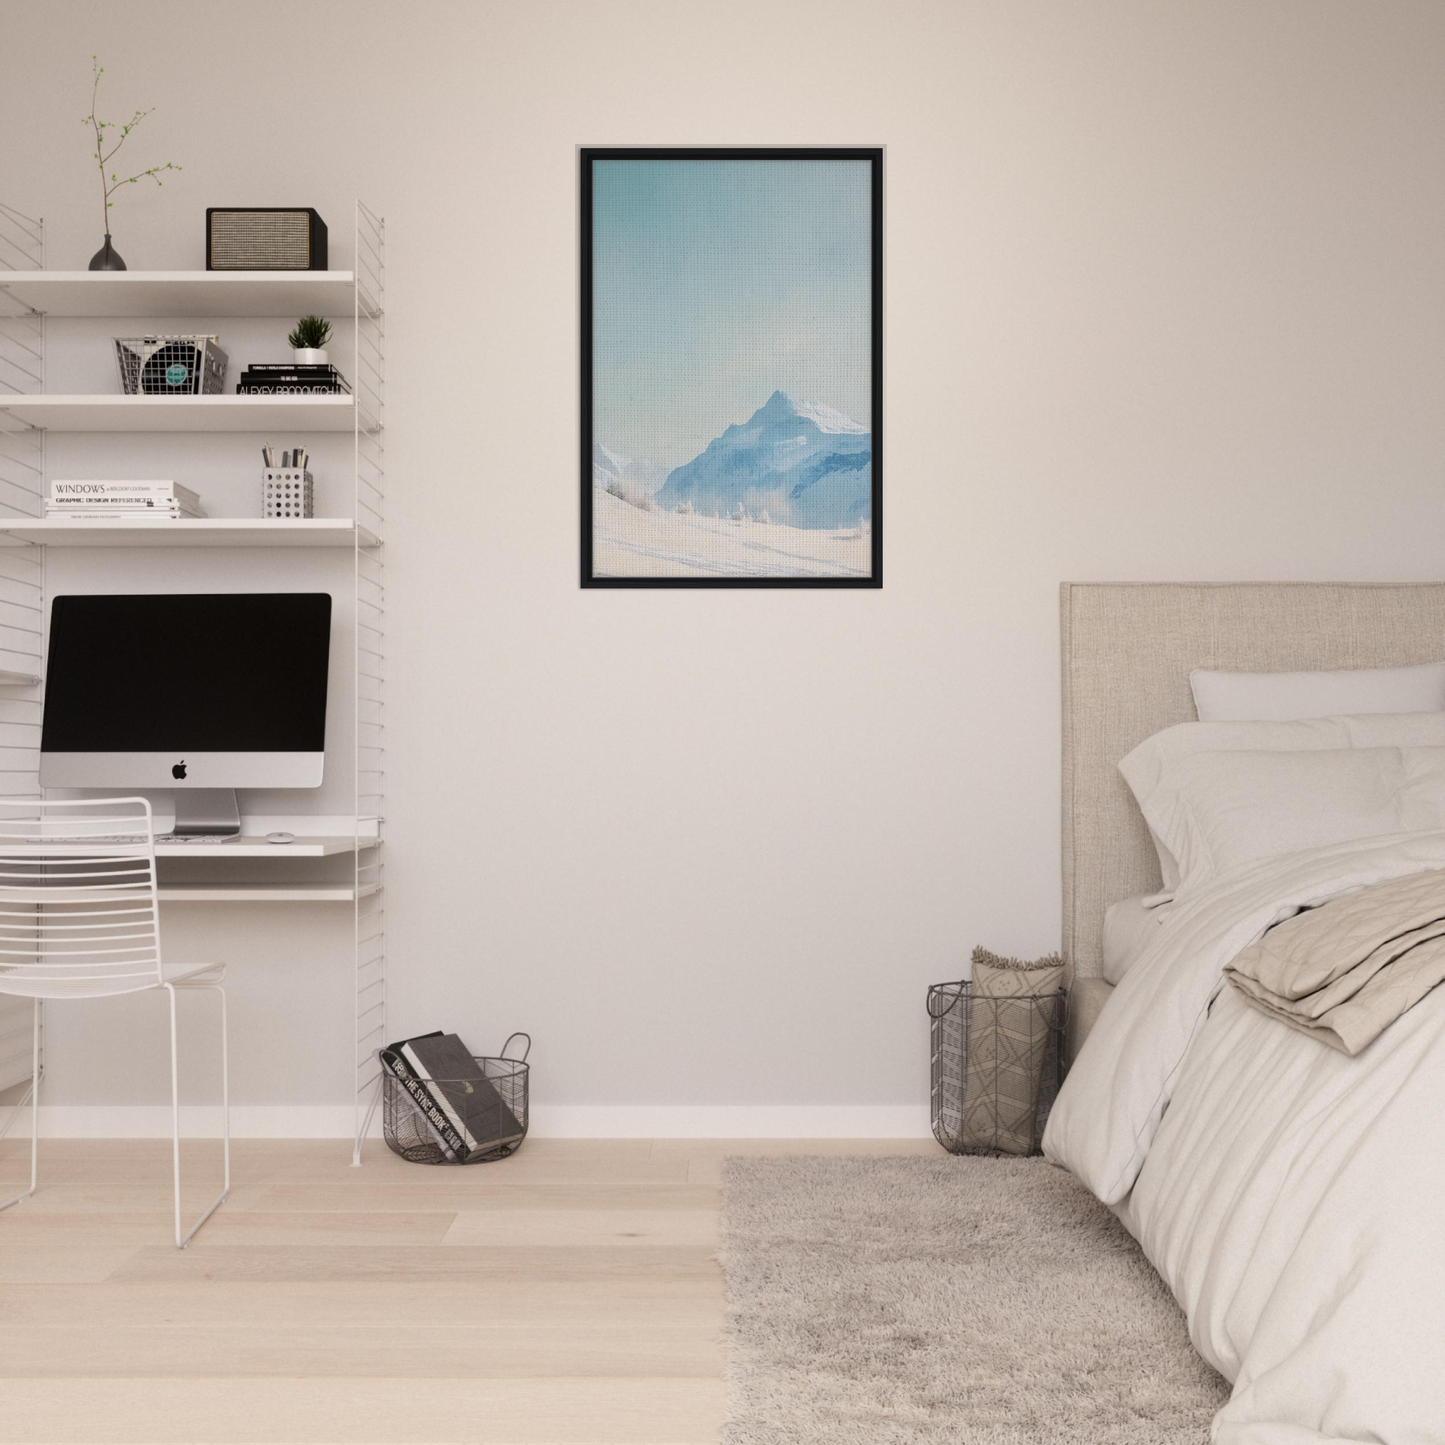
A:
[381,1033,530,1165]
[114,335,228,395]
[928,980,1066,1157]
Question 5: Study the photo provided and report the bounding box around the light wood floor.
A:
[0,1136,937,1444]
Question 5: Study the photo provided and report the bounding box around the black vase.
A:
[88,234,126,271]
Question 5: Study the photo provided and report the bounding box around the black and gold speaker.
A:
[205,208,328,270]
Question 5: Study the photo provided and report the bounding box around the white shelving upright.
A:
[0,201,387,1162]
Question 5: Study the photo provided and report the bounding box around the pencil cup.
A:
[262,468,314,519]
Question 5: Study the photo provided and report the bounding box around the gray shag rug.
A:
[719,1156,1229,1444]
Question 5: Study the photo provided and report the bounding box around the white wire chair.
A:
[0,797,228,1247]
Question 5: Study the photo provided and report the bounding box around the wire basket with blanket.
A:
[928,949,1066,1157]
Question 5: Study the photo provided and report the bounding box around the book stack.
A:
[236,363,351,396]
[380,1032,526,1162]
[48,480,205,519]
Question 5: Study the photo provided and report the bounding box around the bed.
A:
[1046,581,1445,1445]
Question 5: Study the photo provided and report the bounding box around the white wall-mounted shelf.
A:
[0,200,386,1165]
[157,882,379,903]
[0,518,378,549]
[0,270,363,318]
[0,394,359,433]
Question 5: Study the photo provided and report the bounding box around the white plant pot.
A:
[293,348,328,365]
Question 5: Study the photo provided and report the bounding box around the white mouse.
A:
[266,831,295,845]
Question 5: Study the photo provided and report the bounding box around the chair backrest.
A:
[0,797,162,1000]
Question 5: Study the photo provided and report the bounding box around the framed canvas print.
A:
[581,147,882,588]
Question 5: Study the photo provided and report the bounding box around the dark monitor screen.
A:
[42,593,332,754]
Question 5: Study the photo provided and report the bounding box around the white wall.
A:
[3,0,1443,1134]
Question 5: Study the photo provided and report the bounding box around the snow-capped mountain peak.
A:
[751,390,867,435]
[654,391,872,529]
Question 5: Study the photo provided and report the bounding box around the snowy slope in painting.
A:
[591,486,870,579]
[654,391,871,529]
[592,442,671,502]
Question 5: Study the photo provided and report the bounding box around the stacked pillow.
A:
[1118,658,1445,907]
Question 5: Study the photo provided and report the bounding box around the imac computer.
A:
[40,593,332,837]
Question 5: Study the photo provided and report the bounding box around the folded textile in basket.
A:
[959,948,1065,1156]
[1225,866,1445,1055]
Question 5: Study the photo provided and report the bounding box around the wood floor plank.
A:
[0,1248,138,1284]
[0,1324,724,1379]
[442,1209,719,1248]
[0,1210,457,1247]
[108,1244,720,1284]
[0,1377,725,1445]
[252,1181,720,1212]
[0,1183,269,1215]
[0,1279,725,1329]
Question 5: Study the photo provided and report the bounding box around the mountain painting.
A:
[581,149,882,587]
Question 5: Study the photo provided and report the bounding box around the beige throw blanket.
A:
[960,948,1065,1155]
[1225,867,1445,1054]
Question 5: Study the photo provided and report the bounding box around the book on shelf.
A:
[237,380,351,396]
[243,363,348,375]
[237,363,350,395]
[381,1031,525,1162]
[51,480,204,512]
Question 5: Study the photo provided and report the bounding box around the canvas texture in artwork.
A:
[584,152,879,585]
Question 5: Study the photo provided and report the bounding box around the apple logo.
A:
[172,761,187,780]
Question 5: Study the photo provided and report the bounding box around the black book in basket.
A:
[382,1032,529,1163]
[378,1033,462,1160]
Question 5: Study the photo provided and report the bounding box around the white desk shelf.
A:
[154,835,363,859]
[0,270,366,319]
[0,200,387,1164]
[0,394,361,433]
[158,882,380,903]
[0,518,379,549]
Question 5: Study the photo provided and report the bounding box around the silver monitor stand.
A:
[171,789,241,838]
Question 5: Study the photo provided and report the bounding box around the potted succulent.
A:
[288,315,332,365]
[83,56,180,271]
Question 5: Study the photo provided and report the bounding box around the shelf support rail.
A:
[0,201,43,1104]
[352,200,386,1164]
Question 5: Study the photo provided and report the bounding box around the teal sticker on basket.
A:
[165,363,189,386]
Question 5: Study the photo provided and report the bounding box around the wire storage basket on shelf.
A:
[114,335,228,395]
[382,1033,529,1165]
[928,981,1065,1157]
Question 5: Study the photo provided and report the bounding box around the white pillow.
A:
[1102,894,1166,985]
[1119,712,1445,893]
[1190,661,1445,722]
[1133,746,1445,899]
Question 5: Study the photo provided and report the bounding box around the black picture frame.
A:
[580,146,883,589]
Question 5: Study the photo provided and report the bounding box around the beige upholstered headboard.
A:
[1061,581,1445,980]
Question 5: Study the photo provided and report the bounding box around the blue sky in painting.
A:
[591,158,872,472]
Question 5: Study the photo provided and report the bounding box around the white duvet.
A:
[1044,831,1445,1444]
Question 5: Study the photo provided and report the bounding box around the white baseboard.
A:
[529,1105,933,1138]
[13,1103,932,1140]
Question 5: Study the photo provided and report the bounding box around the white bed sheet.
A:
[1046,831,1445,1444]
